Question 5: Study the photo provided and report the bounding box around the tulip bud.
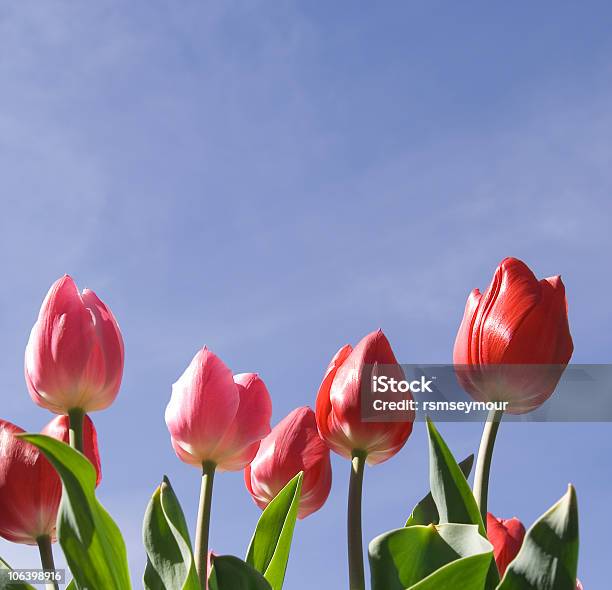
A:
[25,275,125,414]
[0,416,101,544]
[453,258,573,414]
[315,329,413,465]
[245,407,332,519]
[486,513,526,576]
[165,349,272,471]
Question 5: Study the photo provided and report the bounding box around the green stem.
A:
[194,461,216,589]
[36,535,59,590]
[473,409,504,527]
[67,408,85,453]
[348,450,367,590]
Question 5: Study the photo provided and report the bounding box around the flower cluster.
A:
[0,258,582,590]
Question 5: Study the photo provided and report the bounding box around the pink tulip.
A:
[0,416,101,544]
[25,275,124,414]
[245,407,332,519]
[165,348,272,471]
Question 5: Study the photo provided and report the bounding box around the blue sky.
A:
[1,2,611,588]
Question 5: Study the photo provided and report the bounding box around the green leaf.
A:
[18,434,131,590]
[426,419,485,536]
[0,556,36,590]
[245,472,303,590]
[369,523,493,590]
[497,485,579,590]
[143,476,199,590]
[209,556,272,590]
[426,419,499,589]
[406,455,474,527]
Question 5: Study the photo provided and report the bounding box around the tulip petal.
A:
[453,289,482,365]
[213,373,272,472]
[80,289,125,411]
[475,258,541,364]
[501,276,573,365]
[315,344,354,460]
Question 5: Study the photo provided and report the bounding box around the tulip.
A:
[315,330,413,465]
[315,330,413,590]
[165,348,272,588]
[454,258,573,522]
[486,513,526,576]
[165,351,272,471]
[488,513,582,588]
[453,257,573,414]
[25,275,124,454]
[245,407,331,519]
[0,416,101,588]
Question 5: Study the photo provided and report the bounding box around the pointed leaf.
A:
[246,472,303,590]
[406,455,474,527]
[18,434,131,590]
[497,485,579,590]
[426,419,499,589]
[426,419,485,535]
[209,556,272,590]
[143,476,199,590]
[369,523,493,590]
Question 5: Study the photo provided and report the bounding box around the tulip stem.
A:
[67,408,85,453]
[473,409,504,527]
[347,450,367,590]
[36,535,59,590]
[195,460,216,589]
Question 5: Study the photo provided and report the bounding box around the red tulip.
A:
[0,416,101,544]
[245,407,331,519]
[25,275,124,414]
[42,415,102,486]
[488,513,582,588]
[487,513,526,576]
[453,258,573,414]
[315,330,413,465]
[165,349,272,471]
